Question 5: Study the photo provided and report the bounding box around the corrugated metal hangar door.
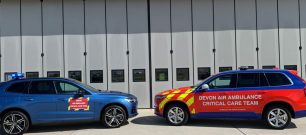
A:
[0,0,306,108]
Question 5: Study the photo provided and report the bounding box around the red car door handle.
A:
[257,91,267,94]
[219,93,228,96]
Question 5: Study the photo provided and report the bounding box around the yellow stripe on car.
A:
[159,94,175,110]
[177,93,189,101]
[186,96,194,107]
[191,108,196,114]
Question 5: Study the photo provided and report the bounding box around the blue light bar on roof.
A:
[11,73,25,80]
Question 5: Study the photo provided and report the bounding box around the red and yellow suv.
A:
[155,69,306,129]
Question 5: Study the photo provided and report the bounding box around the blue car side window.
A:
[29,81,56,94]
[54,81,90,95]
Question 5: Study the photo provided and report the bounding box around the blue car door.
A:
[23,80,59,123]
[54,80,95,121]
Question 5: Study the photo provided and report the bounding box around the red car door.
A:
[194,73,237,117]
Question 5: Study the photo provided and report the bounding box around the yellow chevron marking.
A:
[162,91,170,95]
[191,108,196,114]
[186,96,194,107]
[84,106,90,111]
[159,94,175,110]
[177,94,189,101]
[172,90,181,94]
[68,97,72,103]
[177,88,194,100]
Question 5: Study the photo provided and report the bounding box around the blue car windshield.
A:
[192,75,213,88]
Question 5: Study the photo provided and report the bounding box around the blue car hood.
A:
[95,90,136,98]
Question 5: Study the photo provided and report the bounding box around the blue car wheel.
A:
[1,111,29,135]
[102,105,127,128]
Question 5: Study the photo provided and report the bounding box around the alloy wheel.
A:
[267,108,288,128]
[167,107,185,124]
[104,107,125,128]
[2,114,26,135]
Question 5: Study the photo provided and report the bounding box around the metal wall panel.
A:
[85,0,107,89]
[236,0,257,68]
[106,0,128,92]
[127,0,150,108]
[171,0,193,87]
[43,0,64,77]
[0,0,22,81]
[301,0,306,79]
[21,0,42,77]
[192,0,214,84]
[214,0,236,72]
[150,0,172,100]
[278,0,301,73]
[257,0,279,68]
[63,0,86,82]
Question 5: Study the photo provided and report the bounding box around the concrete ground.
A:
[26,109,306,135]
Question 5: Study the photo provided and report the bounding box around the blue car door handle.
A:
[58,98,67,101]
[24,98,34,101]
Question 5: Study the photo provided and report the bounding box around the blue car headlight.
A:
[125,97,137,103]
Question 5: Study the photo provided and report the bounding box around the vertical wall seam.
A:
[255,0,259,69]
[62,0,65,77]
[83,0,87,84]
[212,0,216,74]
[41,0,44,77]
[126,0,130,94]
[191,0,195,85]
[20,0,22,73]
[147,0,153,108]
[277,0,281,68]
[105,0,109,90]
[234,0,237,69]
[170,0,173,88]
[298,0,303,77]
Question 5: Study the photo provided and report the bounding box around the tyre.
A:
[165,104,189,126]
[1,111,30,135]
[102,105,127,128]
[264,106,291,129]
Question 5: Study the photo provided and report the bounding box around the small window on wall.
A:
[90,70,103,83]
[262,65,276,69]
[68,71,82,82]
[219,67,232,72]
[26,72,39,78]
[112,70,124,83]
[156,68,168,81]
[284,65,297,70]
[47,71,60,78]
[4,72,17,81]
[198,67,211,80]
[133,69,146,82]
[176,68,189,81]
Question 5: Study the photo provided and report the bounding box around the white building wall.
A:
[0,0,305,108]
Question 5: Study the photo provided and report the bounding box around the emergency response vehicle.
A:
[155,68,306,129]
[0,73,138,135]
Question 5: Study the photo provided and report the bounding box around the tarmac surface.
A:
[26,109,306,135]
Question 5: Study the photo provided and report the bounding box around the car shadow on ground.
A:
[131,116,297,129]
[27,121,129,133]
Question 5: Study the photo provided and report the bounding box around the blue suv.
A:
[0,74,138,135]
